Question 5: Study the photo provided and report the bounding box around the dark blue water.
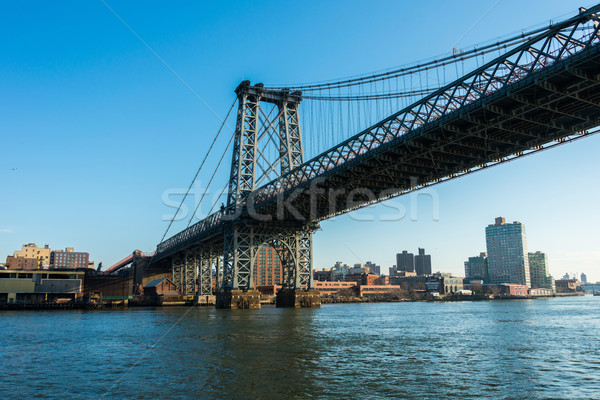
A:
[1,296,599,399]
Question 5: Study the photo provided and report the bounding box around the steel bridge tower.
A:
[210,81,320,308]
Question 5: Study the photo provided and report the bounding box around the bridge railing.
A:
[156,210,224,256]
[251,7,600,206]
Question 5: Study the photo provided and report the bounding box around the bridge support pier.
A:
[216,289,261,309]
[276,289,321,308]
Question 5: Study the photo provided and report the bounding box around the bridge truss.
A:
[152,6,600,304]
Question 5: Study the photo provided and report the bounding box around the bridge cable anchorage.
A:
[186,129,236,228]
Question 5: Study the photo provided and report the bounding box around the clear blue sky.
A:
[1,0,599,281]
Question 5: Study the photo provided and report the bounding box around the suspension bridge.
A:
[112,6,600,308]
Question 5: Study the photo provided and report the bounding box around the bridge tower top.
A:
[227,81,305,213]
[234,80,302,104]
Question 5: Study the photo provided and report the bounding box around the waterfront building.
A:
[528,251,555,291]
[581,273,588,284]
[555,279,581,293]
[425,273,464,294]
[51,247,90,269]
[5,243,51,270]
[414,248,432,276]
[485,217,531,287]
[313,281,357,295]
[486,283,530,296]
[143,278,179,300]
[357,285,403,298]
[396,251,414,272]
[530,288,554,297]
[0,269,84,304]
[254,245,282,286]
[464,252,488,282]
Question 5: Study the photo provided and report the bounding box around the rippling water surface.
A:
[1,296,599,399]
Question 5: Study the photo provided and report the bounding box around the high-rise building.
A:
[396,251,414,272]
[464,252,488,282]
[485,217,531,287]
[364,261,381,275]
[51,247,90,269]
[254,245,282,286]
[528,251,555,290]
[581,273,588,284]
[414,248,432,276]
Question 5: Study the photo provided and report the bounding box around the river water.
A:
[0,296,598,399]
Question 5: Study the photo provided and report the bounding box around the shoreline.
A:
[0,292,587,311]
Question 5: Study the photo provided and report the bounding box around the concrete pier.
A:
[216,290,261,309]
[276,289,321,308]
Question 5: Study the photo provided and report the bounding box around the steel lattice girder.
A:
[249,8,600,220]
[183,250,198,295]
[220,222,314,291]
[171,253,185,294]
[199,245,218,296]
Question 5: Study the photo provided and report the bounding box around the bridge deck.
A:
[155,10,600,260]
[254,44,600,221]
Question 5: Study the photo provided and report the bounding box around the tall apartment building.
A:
[485,217,531,287]
[5,243,51,270]
[396,251,414,273]
[364,261,381,276]
[50,247,90,269]
[254,245,282,286]
[414,248,432,276]
[464,252,488,282]
[528,251,555,291]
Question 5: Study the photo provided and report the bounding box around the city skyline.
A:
[1,1,599,282]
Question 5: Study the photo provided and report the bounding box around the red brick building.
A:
[254,245,282,286]
[51,248,90,269]
[5,256,40,270]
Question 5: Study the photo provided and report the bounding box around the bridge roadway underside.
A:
[253,46,600,222]
[148,43,600,288]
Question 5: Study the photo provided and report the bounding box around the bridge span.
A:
[132,6,600,308]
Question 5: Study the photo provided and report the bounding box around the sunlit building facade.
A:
[254,245,282,286]
[464,252,488,282]
[485,217,531,287]
[528,251,555,291]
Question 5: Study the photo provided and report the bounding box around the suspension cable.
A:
[303,87,436,101]
[186,130,235,227]
[158,98,236,244]
[263,23,566,92]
